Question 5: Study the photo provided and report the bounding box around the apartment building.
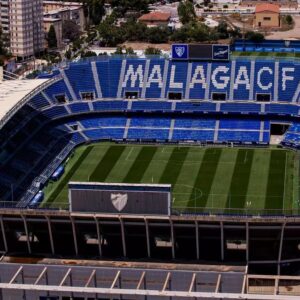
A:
[0,0,9,34]
[0,0,44,58]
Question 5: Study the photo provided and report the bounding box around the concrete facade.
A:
[0,0,45,58]
[43,1,85,31]
[44,17,63,49]
[10,0,44,58]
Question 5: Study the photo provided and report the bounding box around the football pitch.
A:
[43,143,300,214]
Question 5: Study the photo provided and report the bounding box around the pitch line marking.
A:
[125,147,134,161]
[244,150,248,164]
[283,151,287,211]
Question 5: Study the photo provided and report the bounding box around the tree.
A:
[47,25,57,49]
[178,0,196,24]
[146,26,169,43]
[123,19,147,42]
[89,0,105,25]
[81,50,97,57]
[245,31,264,43]
[97,19,125,46]
[63,20,81,42]
[110,0,150,15]
[113,46,136,55]
[65,49,72,60]
[285,15,293,25]
[216,21,229,39]
[170,25,190,42]
[144,47,162,56]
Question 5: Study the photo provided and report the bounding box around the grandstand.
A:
[2,54,300,299]
[0,56,300,210]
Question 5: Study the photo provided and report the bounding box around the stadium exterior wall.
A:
[0,209,299,273]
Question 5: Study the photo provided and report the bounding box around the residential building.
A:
[0,0,9,34]
[43,1,85,31]
[0,0,44,58]
[254,3,280,28]
[138,11,171,27]
[241,0,297,9]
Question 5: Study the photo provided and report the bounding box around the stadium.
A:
[1,43,300,299]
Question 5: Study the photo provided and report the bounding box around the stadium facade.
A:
[1,55,300,299]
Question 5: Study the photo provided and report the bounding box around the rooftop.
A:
[255,3,280,13]
[139,11,171,22]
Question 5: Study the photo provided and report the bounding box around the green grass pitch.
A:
[42,143,300,215]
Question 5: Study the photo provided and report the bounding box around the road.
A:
[267,16,300,40]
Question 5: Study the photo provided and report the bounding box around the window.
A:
[263,17,271,21]
[168,92,182,100]
[212,93,226,101]
[55,94,67,103]
[81,92,94,100]
[226,240,246,250]
[70,124,78,131]
[16,231,39,242]
[125,91,139,99]
[155,236,172,248]
[256,93,270,102]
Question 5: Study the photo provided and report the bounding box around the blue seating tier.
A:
[174,118,215,129]
[80,117,127,128]
[29,93,50,109]
[128,129,169,140]
[173,130,214,141]
[64,63,95,99]
[130,117,171,127]
[69,103,90,114]
[219,119,261,130]
[218,131,260,142]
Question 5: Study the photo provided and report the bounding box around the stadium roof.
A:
[255,3,280,13]
[0,79,48,125]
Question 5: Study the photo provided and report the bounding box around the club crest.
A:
[175,46,185,57]
[111,193,128,211]
[214,49,228,57]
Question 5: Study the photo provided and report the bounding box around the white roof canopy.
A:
[0,79,49,124]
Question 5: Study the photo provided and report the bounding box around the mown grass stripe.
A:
[226,149,254,209]
[123,146,157,183]
[188,148,222,208]
[90,145,126,181]
[47,145,93,204]
[159,147,189,185]
[265,150,286,210]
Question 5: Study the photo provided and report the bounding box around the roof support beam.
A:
[9,266,23,284]
[59,268,72,287]
[34,267,47,285]
[0,216,7,253]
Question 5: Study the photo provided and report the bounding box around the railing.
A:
[173,206,300,217]
[17,140,76,208]
[0,201,300,218]
[0,201,69,210]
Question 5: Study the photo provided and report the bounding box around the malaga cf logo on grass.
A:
[111,193,128,212]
